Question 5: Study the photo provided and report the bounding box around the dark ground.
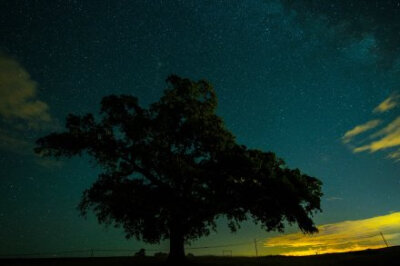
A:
[1,246,399,266]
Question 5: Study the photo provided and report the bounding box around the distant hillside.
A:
[2,246,399,266]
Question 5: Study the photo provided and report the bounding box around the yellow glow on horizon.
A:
[281,244,385,256]
[264,212,400,256]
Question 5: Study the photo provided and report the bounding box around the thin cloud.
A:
[264,212,400,256]
[342,120,381,143]
[326,196,343,201]
[0,129,32,155]
[0,129,63,168]
[0,53,51,128]
[373,93,399,113]
[342,91,400,161]
[0,53,60,168]
[370,116,400,139]
[354,116,400,153]
[387,149,400,162]
[34,157,63,169]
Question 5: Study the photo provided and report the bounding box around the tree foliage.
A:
[35,75,322,260]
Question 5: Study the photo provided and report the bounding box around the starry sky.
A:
[1,0,400,257]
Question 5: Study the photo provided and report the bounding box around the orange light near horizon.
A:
[264,212,400,256]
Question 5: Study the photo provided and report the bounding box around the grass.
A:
[1,246,399,266]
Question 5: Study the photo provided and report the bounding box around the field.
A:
[2,246,399,266]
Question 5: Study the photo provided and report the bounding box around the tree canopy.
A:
[35,75,322,262]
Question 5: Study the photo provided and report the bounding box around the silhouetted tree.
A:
[35,75,322,263]
[134,248,146,257]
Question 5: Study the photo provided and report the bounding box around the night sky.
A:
[1,0,400,257]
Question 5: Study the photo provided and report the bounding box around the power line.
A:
[0,231,390,259]
[187,241,253,250]
[0,241,255,258]
[0,248,167,258]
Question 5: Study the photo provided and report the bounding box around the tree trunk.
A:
[167,227,185,264]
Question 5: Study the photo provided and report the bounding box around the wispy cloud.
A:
[373,93,399,113]
[326,196,343,201]
[34,157,63,168]
[353,116,400,153]
[0,53,60,168]
[264,212,400,256]
[342,120,381,143]
[0,128,32,155]
[0,53,51,129]
[342,91,400,162]
[387,149,400,162]
[0,129,63,168]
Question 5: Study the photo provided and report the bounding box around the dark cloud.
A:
[0,53,51,128]
[281,0,400,68]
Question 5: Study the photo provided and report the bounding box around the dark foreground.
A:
[2,246,399,266]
